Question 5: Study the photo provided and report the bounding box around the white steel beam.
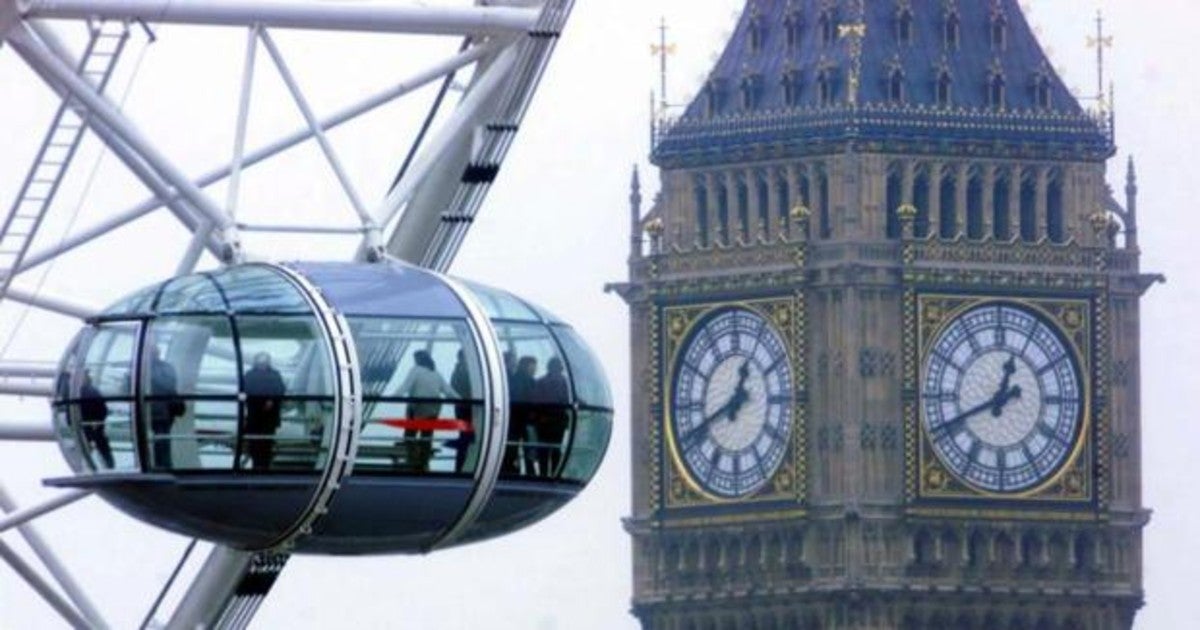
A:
[5,22,243,260]
[10,40,500,277]
[20,0,539,36]
[0,489,90,535]
[0,539,91,629]
[6,287,96,319]
[0,485,107,628]
[375,45,519,257]
[258,28,377,236]
[0,382,54,397]
[0,422,55,441]
[0,363,57,379]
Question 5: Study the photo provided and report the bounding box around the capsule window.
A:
[236,315,336,472]
[215,266,310,314]
[154,274,225,314]
[142,317,239,470]
[495,322,573,479]
[77,323,139,471]
[350,317,485,476]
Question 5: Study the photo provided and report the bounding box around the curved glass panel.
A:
[349,317,484,475]
[560,409,613,482]
[101,284,161,317]
[143,317,239,471]
[291,262,467,319]
[551,325,613,410]
[235,315,335,472]
[493,322,572,478]
[146,317,238,396]
[461,281,541,322]
[214,266,309,314]
[154,274,226,314]
[79,322,139,471]
[52,329,87,472]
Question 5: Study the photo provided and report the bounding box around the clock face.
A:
[922,302,1085,494]
[670,307,793,499]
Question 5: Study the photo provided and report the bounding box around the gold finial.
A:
[896,203,918,223]
[790,204,812,221]
[645,217,665,236]
[1088,210,1110,236]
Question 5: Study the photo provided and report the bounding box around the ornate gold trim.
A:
[913,294,1095,502]
[660,298,806,507]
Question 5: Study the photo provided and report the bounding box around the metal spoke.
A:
[20,0,540,36]
[0,490,91,535]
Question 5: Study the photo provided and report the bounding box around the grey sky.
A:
[0,1,1197,628]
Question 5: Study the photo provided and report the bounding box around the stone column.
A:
[703,171,718,247]
[1035,165,1050,242]
[955,163,969,239]
[764,167,780,242]
[928,161,943,239]
[1007,164,1021,241]
[982,164,997,238]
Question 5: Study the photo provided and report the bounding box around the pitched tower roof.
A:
[653,0,1112,168]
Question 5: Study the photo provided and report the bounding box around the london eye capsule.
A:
[46,262,612,554]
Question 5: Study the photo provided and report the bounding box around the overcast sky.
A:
[1,1,1198,628]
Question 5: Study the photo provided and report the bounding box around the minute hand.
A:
[935,398,996,436]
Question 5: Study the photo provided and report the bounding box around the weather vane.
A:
[838,1,867,106]
[1087,10,1114,111]
[651,17,677,116]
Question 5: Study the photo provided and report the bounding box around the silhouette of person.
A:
[397,350,454,472]
[533,357,570,478]
[147,341,183,469]
[243,352,287,471]
[79,371,114,469]
[505,355,538,475]
[449,349,473,473]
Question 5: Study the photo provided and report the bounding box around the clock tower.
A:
[614,1,1158,628]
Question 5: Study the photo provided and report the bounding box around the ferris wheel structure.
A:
[0,0,582,627]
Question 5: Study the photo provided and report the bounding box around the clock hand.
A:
[726,361,752,421]
[936,398,997,436]
[989,355,1018,416]
[681,360,752,448]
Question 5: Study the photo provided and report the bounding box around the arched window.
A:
[944,12,961,49]
[989,73,1007,109]
[939,169,958,238]
[819,9,837,46]
[748,18,764,54]
[816,167,831,239]
[1034,74,1053,110]
[993,171,1011,240]
[991,13,1008,51]
[886,164,903,239]
[888,68,905,104]
[966,169,985,240]
[913,167,931,238]
[817,69,835,107]
[1019,170,1037,242]
[782,70,802,107]
[1047,171,1065,243]
[695,182,710,247]
[785,11,803,49]
[704,82,720,117]
[756,174,770,238]
[896,8,914,45]
[936,70,953,107]
[717,179,731,245]
[741,75,759,111]
[736,177,751,242]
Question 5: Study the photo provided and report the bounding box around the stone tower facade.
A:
[614,2,1158,629]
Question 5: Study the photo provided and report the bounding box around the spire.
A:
[629,166,643,260]
[1125,156,1138,250]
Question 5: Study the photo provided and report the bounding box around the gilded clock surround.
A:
[661,297,807,509]
[910,293,1096,505]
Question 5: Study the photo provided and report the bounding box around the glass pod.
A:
[48,262,612,554]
